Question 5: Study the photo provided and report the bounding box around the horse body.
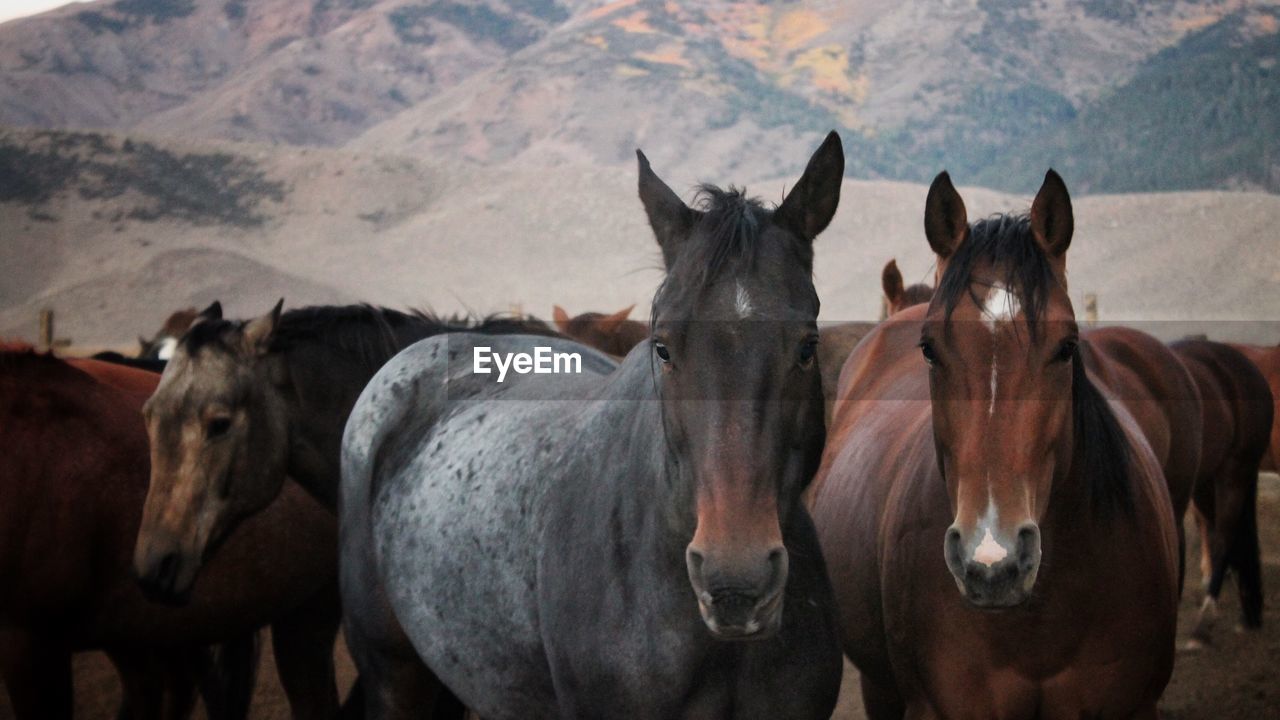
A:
[812,172,1179,718]
[1172,339,1271,639]
[0,348,338,718]
[1082,327,1202,523]
[1230,343,1280,472]
[344,134,848,717]
[133,303,558,717]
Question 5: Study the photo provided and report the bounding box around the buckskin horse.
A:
[131,302,558,717]
[880,258,934,317]
[341,132,847,718]
[1171,338,1271,645]
[810,171,1179,718]
[0,345,338,719]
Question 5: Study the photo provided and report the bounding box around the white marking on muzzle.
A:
[973,528,1009,567]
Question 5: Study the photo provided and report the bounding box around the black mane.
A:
[934,213,1134,517]
[935,214,1055,340]
[651,184,812,320]
[183,304,558,374]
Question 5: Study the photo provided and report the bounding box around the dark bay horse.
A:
[811,171,1179,718]
[551,304,650,357]
[132,302,557,716]
[0,346,339,719]
[1171,339,1271,644]
[341,132,847,718]
[1230,342,1280,472]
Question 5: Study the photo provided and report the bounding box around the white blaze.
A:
[734,280,753,318]
[981,284,1020,331]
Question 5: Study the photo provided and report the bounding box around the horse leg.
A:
[1192,506,1213,593]
[859,673,905,720]
[272,583,342,719]
[1222,466,1263,629]
[199,633,261,720]
[0,630,72,720]
[109,646,205,720]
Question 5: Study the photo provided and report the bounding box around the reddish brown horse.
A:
[551,304,649,357]
[1172,339,1271,644]
[1230,343,1280,473]
[811,172,1179,718]
[880,259,934,318]
[0,345,340,719]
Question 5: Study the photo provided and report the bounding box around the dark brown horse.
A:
[1172,339,1271,645]
[551,304,649,357]
[1230,342,1280,473]
[0,345,340,719]
[880,258,934,318]
[811,172,1179,718]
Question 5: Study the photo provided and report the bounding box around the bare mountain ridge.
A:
[1,1,1275,191]
[3,129,1277,346]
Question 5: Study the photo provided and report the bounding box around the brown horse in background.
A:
[880,259,935,317]
[1230,343,1280,473]
[0,345,341,719]
[551,304,649,357]
[138,308,201,360]
[1172,339,1271,644]
[811,172,1179,718]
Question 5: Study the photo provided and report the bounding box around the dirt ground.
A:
[3,476,1277,719]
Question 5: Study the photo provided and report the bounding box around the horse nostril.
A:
[1015,523,1041,570]
[155,552,180,587]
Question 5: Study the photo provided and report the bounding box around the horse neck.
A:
[277,322,437,509]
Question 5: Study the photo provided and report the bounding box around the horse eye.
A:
[1054,340,1078,364]
[799,339,818,366]
[207,417,232,439]
[653,342,671,364]
[919,340,938,366]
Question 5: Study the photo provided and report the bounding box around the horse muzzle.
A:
[133,543,199,606]
[686,545,788,640]
[944,522,1041,608]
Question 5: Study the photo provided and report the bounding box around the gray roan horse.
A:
[341,132,847,718]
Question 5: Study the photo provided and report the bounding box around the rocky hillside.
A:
[1,0,1276,192]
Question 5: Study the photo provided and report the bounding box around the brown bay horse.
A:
[1171,339,1271,644]
[131,302,559,718]
[551,304,649,357]
[880,258,935,318]
[1229,343,1280,472]
[811,172,1179,718]
[0,345,340,719]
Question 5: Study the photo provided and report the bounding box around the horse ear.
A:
[924,171,968,259]
[552,305,571,332]
[882,259,904,306]
[199,301,223,321]
[775,130,844,242]
[243,299,283,356]
[636,150,695,265]
[598,305,635,334]
[1030,169,1073,258]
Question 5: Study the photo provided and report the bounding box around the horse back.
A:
[1229,343,1280,472]
[1172,340,1275,476]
